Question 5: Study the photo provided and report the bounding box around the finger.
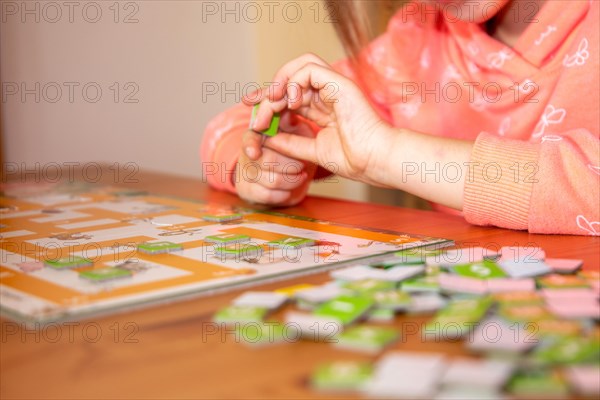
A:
[241,130,264,160]
[269,53,331,101]
[256,170,308,191]
[241,86,268,106]
[286,81,304,110]
[293,105,331,127]
[239,184,292,205]
[259,147,305,174]
[265,132,318,165]
[287,62,352,105]
[253,97,288,132]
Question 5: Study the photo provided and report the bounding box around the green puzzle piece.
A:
[508,370,569,397]
[44,256,93,269]
[79,267,132,282]
[342,279,396,295]
[533,337,600,365]
[335,325,399,353]
[370,289,411,310]
[213,305,268,324]
[311,361,373,391]
[267,237,315,249]
[252,104,280,137]
[202,213,243,223]
[314,296,373,325]
[137,241,183,254]
[452,259,506,279]
[204,233,250,244]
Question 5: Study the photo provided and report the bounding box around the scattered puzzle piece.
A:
[137,241,183,254]
[79,267,133,282]
[44,256,92,269]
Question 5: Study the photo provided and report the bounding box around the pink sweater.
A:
[201,0,599,236]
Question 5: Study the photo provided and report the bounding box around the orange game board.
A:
[0,183,450,323]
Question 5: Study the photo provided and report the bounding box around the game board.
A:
[0,182,451,323]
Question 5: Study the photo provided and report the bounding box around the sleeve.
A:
[200,102,251,194]
[463,130,600,235]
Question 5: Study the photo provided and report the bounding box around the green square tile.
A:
[452,260,506,279]
[204,233,250,244]
[499,304,552,322]
[537,274,590,289]
[342,279,396,295]
[425,297,492,339]
[267,237,315,249]
[533,337,600,365]
[335,325,399,353]
[314,296,373,325]
[79,267,132,282]
[44,256,92,269]
[438,297,493,318]
[137,241,182,254]
[394,249,441,265]
[424,315,478,340]
[252,104,280,137]
[202,213,243,222]
[402,275,440,292]
[368,308,396,322]
[370,290,411,310]
[508,370,569,397]
[213,305,267,324]
[311,361,373,391]
[492,291,544,305]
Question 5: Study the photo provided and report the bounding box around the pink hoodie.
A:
[201,0,599,236]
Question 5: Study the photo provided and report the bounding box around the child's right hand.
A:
[235,112,316,206]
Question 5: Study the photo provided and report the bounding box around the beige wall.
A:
[1,0,368,201]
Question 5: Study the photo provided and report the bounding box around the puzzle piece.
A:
[79,267,133,282]
[314,296,373,325]
[311,361,373,392]
[213,305,268,325]
[334,325,399,354]
[204,233,250,244]
[267,237,315,249]
[44,256,92,270]
[137,241,183,255]
[201,213,243,222]
[251,104,280,137]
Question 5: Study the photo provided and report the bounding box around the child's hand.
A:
[252,54,395,186]
[235,130,315,206]
[235,107,317,205]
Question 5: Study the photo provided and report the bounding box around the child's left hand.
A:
[251,54,396,187]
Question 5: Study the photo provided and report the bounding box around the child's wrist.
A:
[365,124,401,187]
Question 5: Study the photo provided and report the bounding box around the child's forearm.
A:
[367,127,474,210]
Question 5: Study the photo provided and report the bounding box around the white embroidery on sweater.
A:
[576,215,600,236]
[563,38,590,67]
[534,25,557,46]
[533,105,566,137]
[487,49,514,69]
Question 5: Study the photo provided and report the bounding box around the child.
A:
[201,0,599,235]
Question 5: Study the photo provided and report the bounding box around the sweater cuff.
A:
[463,132,540,230]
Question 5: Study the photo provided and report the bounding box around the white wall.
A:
[1,0,368,201]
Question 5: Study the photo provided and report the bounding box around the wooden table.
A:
[1,170,599,399]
